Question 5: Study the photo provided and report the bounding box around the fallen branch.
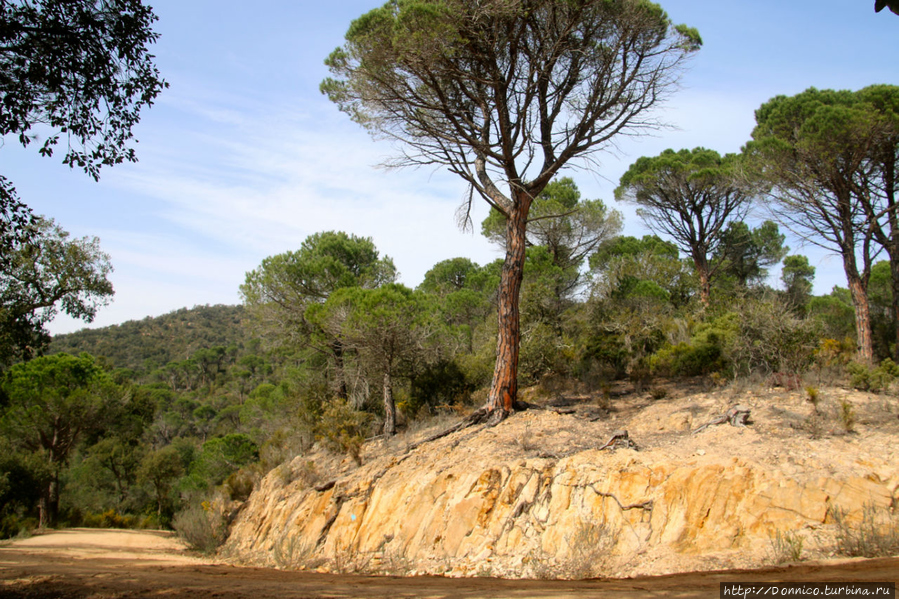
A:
[692,404,751,435]
[598,429,638,451]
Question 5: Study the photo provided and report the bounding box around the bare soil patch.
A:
[2,528,897,598]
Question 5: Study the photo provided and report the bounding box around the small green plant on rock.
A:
[839,400,856,433]
[316,400,372,465]
[805,385,820,408]
[768,529,804,563]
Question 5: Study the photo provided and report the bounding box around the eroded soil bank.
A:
[223,384,899,579]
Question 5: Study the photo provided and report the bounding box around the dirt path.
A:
[0,529,897,598]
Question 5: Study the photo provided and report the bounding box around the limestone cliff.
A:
[222,386,899,578]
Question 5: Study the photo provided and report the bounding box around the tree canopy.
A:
[323,0,700,420]
[1,353,114,526]
[0,0,167,180]
[1,218,114,366]
[616,147,754,306]
[240,231,396,351]
[748,86,897,361]
[481,178,622,276]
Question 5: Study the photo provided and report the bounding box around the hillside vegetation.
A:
[49,305,247,374]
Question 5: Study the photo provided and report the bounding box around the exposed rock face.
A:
[222,389,899,578]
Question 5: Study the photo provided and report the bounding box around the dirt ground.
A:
[1,529,897,598]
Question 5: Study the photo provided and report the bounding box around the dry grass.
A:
[768,529,804,564]
[831,503,899,558]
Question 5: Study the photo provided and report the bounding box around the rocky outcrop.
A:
[222,392,899,578]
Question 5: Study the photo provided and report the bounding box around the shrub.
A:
[649,386,668,400]
[839,400,856,433]
[223,468,257,502]
[726,295,821,376]
[407,359,472,415]
[188,434,260,490]
[518,323,575,384]
[80,509,143,529]
[172,501,227,554]
[315,399,372,464]
[814,337,856,367]
[0,514,36,539]
[831,503,899,558]
[649,341,724,377]
[848,360,896,393]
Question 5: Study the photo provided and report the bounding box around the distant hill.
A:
[49,304,247,373]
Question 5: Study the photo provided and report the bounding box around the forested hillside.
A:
[49,305,247,374]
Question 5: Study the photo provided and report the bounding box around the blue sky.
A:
[6,1,898,334]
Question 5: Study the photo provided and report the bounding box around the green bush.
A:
[0,514,36,539]
[848,360,896,393]
[408,359,473,414]
[186,434,259,491]
[580,331,629,380]
[315,399,372,463]
[650,341,724,377]
[519,323,574,384]
[81,509,140,529]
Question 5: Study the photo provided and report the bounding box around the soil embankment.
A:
[224,384,899,579]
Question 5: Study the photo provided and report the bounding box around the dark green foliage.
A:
[408,359,472,415]
[2,219,113,366]
[138,446,183,524]
[808,288,857,345]
[616,147,756,304]
[580,331,631,381]
[848,359,898,393]
[50,305,247,375]
[1,353,115,526]
[748,86,899,362]
[650,341,725,377]
[712,221,788,290]
[590,235,695,308]
[0,439,46,538]
[0,0,166,276]
[481,177,622,279]
[418,258,481,296]
[0,0,167,178]
[185,434,258,492]
[782,255,816,313]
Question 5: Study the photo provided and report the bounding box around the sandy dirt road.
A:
[0,529,897,598]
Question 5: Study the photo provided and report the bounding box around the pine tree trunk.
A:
[42,474,60,528]
[693,253,711,307]
[486,194,531,422]
[382,370,396,436]
[884,158,899,361]
[890,257,899,360]
[39,492,49,529]
[847,274,874,363]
